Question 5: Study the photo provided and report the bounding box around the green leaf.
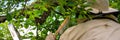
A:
[55,6,61,13]
[6,13,12,21]
[67,1,76,6]
[0,8,2,12]
[28,32,33,35]
[58,0,66,6]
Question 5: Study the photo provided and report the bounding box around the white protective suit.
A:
[87,0,109,11]
[46,0,120,40]
[60,19,120,40]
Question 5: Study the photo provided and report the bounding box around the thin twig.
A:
[55,16,69,36]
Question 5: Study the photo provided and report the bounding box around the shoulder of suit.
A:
[63,19,120,33]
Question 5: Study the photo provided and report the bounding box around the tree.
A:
[0,0,119,40]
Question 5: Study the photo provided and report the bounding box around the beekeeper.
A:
[46,0,120,40]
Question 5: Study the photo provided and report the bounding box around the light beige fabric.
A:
[60,19,120,40]
[88,7,119,13]
[45,32,55,40]
[86,0,118,14]
[87,0,109,11]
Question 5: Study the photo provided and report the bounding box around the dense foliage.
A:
[0,0,120,40]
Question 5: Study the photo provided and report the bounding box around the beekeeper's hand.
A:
[45,32,55,40]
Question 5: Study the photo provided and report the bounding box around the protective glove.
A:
[45,32,55,40]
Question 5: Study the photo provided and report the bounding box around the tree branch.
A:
[0,16,6,23]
